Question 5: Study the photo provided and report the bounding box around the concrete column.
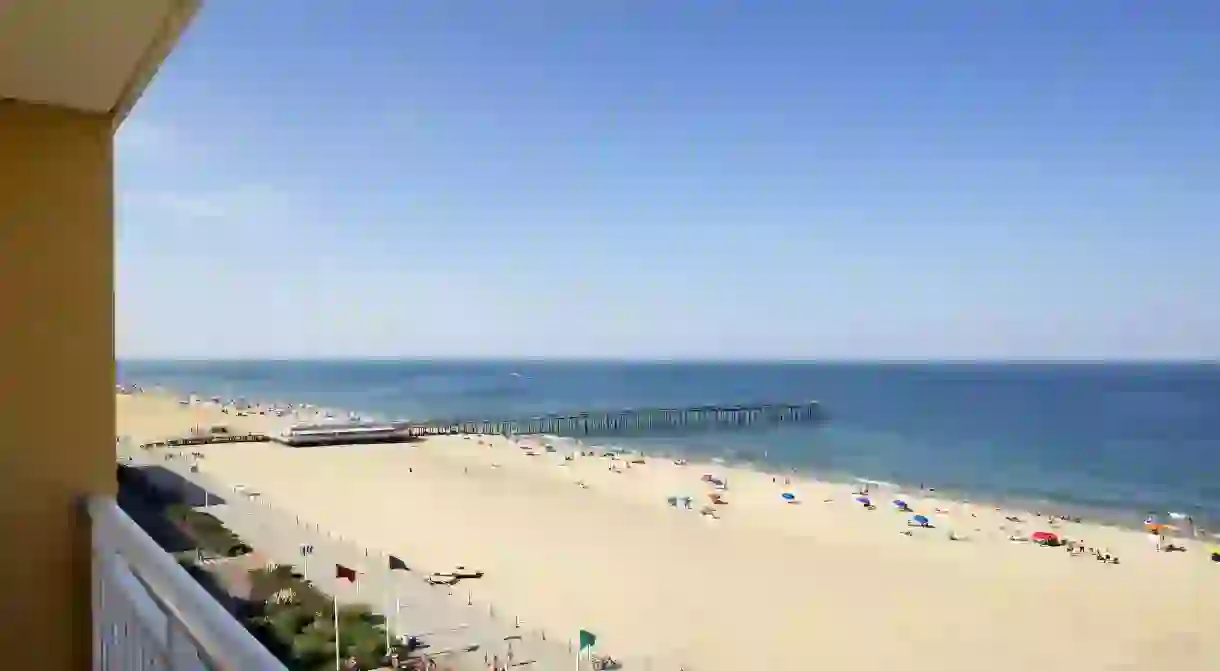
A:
[0,99,115,670]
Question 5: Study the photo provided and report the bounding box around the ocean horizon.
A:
[118,359,1220,528]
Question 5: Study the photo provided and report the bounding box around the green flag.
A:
[578,629,597,651]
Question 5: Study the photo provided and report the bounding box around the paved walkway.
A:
[127,449,667,670]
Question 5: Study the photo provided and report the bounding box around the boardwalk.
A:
[139,433,272,450]
[403,401,824,438]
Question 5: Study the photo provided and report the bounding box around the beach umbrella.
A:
[781,492,796,501]
[1031,531,1059,544]
[911,514,930,526]
[855,496,871,505]
[892,499,908,509]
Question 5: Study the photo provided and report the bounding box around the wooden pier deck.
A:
[138,433,272,450]
[401,401,824,438]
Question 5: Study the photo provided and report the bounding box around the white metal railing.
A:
[88,495,287,670]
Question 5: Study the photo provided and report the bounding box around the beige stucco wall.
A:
[0,99,115,669]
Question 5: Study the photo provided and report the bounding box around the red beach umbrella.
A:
[1031,531,1059,544]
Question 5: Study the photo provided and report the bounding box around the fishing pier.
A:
[407,401,824,438]
[132,403,825,449]
[274,401,823,446]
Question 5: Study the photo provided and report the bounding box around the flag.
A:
[335,564,357,582]
[578,629,596,651]
[388,555,410,571]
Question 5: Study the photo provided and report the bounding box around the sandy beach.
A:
[118,390,1220,670]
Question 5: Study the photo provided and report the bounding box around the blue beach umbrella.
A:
[912,514,930,526]
[893,499,908,509]
[782,492,796,501]
[855,496,871,505]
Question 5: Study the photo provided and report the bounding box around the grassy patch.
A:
[245,565,388,669]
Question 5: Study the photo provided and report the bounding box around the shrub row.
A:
[165,503,252,557]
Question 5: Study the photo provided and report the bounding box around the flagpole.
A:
[384,574,392,658]
[334,591,342,671]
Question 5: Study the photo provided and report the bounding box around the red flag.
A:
[335,564,357,582]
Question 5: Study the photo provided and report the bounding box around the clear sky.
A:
[117,1,1220,360]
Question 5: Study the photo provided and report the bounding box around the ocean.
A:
[118,360,1220,526]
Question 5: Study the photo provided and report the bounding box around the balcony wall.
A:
[0,99,117,669]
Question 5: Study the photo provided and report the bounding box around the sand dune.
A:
[118,392,1220,670]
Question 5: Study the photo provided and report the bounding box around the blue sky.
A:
[117,1,1220,360]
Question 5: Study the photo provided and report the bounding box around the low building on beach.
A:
[276,422,414,447]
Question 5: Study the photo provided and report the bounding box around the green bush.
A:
[270,605,315,644]
[169,508,251,557]
[249,564,331,615]
[317,606,386,670]
[248,565,299,602]
[289,627,335,670]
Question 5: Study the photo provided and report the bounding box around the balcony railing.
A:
[88,495,287,670]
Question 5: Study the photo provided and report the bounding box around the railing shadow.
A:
[121,461,230,507]
[117,464,198,552]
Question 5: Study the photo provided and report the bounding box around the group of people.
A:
[1063,540,1121,564]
